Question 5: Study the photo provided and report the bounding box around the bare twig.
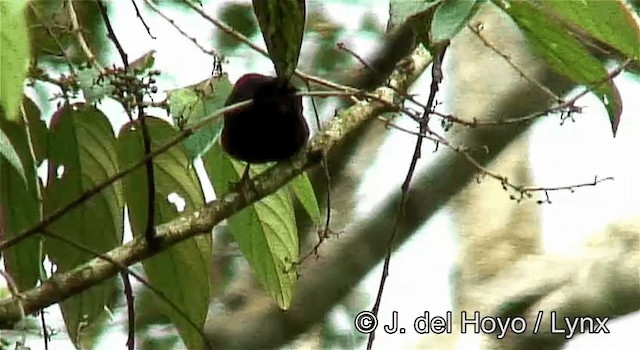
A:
[28,3,74,71]
[67,0,101,70]
[440,58,631,127]
[143,0,216,56]
[39,309,50,350]
[120,271,135,350]
[377,115,614,202]
[367,42,449,349]
[96,0,128,67]
[336,41,429,113]
[130,0,155,39]
[468,22,562,103]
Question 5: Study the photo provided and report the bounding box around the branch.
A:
[0,44,431,324]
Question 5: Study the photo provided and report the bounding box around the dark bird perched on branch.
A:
[221,73,309,181]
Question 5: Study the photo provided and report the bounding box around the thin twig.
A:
[337,42,375,72]
[367,43,448,350]
[67,0,101,70]
[302,80,332,263]
[336,41,429,112]
[39,309,50,350]
[468,22,562,103]
[440,58,631,127]
[28,3,75,72]
[120,271,135,350]
[143,0,216,56]
[377,116,614,202]
[96,0,128,67]
[130,0,155,39]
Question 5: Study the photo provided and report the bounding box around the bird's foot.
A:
[229,164,257,199]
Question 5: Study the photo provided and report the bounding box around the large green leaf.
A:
[117,117,211,350]
[167,74,232,160]
[288,173,321,226]
[252,0,306,80]
[0,1,30,122]
[203,143,298,309]
[542,0,640,61]
[0,97,45,291]
[43,103,123,346]
[431,0,478,42]
[504,1,623,136]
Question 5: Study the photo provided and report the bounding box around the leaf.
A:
[388,0,441,32]
[203,143,299,309]
[129,49,156,73]
[0,123,26,184]
[0,98,44,292]
[117,117,211,350]
[167,74,232,160]
[542,0,640,61]
[43,103,124,346]
[431,0,478,42]
[252,0,306,80]
[21,97,48,165]
[0,1,30,122]
[288,173,321,225]
[504,1,623,136]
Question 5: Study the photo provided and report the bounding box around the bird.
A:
[221,73,309,183]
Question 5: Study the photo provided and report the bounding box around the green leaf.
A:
[203,143,299,309]
[43,103,124,346]
[288,173,321,225]
[0,98,43,292]
[0,1,30,122]
[129,50,157,74]
[167,74,232,160]
[504,1,623,136]
[117,117,211,350]
[431,0,478,42]
[252,0,306,80]
[542,0,640,61]
[21,97,48,165]
[0,123,26,184]
[388,0,441,31]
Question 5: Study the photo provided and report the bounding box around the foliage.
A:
[0,0,638,348]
